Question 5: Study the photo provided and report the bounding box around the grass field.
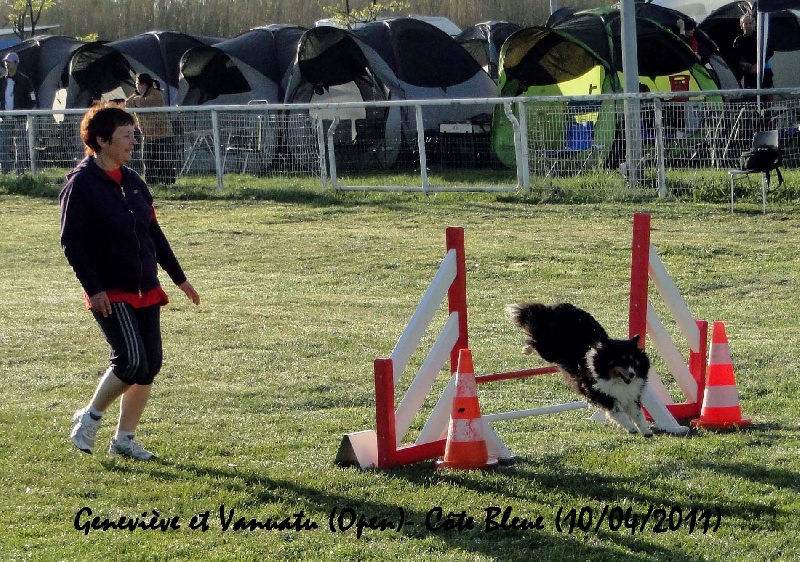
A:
[1,186,799,561]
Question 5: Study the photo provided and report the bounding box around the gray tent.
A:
[0,35,85,110]
[455,21,521,80]
[109,31,223,105]
[284,18,497,169]
[177,46,278,106]
[353,17,497,133]
[65,31,223,108]
[176,25,305,106]
[284,25,405,170]
[66,41,137,108]
[0,36,87,167]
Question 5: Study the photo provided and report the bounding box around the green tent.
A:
[493,7,721,169]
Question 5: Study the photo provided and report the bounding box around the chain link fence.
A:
[4,91,799,197]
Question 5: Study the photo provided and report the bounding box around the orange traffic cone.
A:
[435,349,498,470]
[691,321,751,430]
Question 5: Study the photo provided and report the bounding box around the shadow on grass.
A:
[99,455,706,562]
[694,424,800,494]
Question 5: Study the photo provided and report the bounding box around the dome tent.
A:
[108,31,222,106]
[177,24,305,106]
[455,21,521,80]
[284,18,497,171]
[176,26,306,173]
[66,42,136,108]
[283,25,404,171]
[0,35,85,110]
[63,31,222,108]
[492,6,722,168]
[353,17,497,136]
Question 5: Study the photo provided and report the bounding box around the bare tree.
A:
[7,0,55,39]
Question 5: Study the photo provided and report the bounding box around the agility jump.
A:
[337,215,708,470]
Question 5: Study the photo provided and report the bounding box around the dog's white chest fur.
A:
[592,376,646,405]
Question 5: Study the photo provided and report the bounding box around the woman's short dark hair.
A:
[80,104,135,156]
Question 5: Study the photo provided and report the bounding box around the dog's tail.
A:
[504,303,522,321]
[505,302,550,327]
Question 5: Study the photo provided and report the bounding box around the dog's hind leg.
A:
[624,402,653,438]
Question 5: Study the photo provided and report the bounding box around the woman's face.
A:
[97,124,137,167]
[136,80,146,95]
[741,16,754,35]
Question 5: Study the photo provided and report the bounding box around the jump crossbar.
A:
[475,366,560,384]
[483,401,589,423]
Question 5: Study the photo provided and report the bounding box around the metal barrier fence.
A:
[3,90,799,196]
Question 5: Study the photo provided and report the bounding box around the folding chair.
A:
[540,121,598,177]
[180,111,214,176]
[728,130,782,214]
[222,101,273,174]
[223,128,260,173]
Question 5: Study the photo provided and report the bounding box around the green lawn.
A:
[1,190,798,561]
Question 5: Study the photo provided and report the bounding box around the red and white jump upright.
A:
[627,213,706,426]
[336,216,705,470]
[335,227,470,469]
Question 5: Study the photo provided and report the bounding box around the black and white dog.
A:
[505,302,653,437]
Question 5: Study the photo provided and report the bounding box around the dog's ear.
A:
[630,334,641,347]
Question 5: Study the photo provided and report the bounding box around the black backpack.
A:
[739,145,784,187]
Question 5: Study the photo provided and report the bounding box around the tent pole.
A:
[620,0,643,186]
[756,11,768,111]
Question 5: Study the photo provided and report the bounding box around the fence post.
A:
[27,115,37,176]
[653,97,667,198]
[516,100,531,195]
[211,109,223,190]
[315,115,329,189]
[414,104,429,194]
[326,114,340,189]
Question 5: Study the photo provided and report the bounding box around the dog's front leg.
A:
[625,402,653,438]
[605,407,639,434]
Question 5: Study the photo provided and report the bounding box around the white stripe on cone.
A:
[701,385,741,408]
[456,373,478,397]
[447,418,484,443]
[709,341,732,366]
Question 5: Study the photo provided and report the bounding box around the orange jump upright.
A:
[691,322,752,430]
[435,349,498,470]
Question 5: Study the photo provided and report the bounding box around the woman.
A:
[126,73,176,185]
[60,105,200,460]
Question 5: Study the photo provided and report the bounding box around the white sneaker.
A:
[108,436,155,460]
[70,408,101,454]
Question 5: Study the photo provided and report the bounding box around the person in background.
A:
[125,73,177,185]
[61,105,200,460]
[679,18,699,54]
[0,52,37,173]
[733,13,773,91]
[677,18,702,138]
